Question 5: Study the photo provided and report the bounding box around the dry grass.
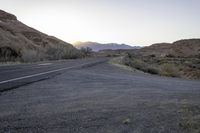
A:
[117,53,200,79]
[122,56,159,74]
[109,57,137,72]
[159,63,180,77]
[178,101,200,133]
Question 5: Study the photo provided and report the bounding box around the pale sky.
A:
[1,0,200,46]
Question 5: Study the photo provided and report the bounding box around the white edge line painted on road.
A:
[38,63,52,66]
[0,61,100,84]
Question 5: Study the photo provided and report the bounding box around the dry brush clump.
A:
[80,47,93,57]
[0,46,21,62]
[0,45,89,63]
[21,49,45,62]
[159,63,180,77]
[45,46,85,60]
[0,46,84,63]
[121,53,200,79]
[122,54,159,74]
[46,45,88,60]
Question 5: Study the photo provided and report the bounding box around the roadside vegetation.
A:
[80,47,93,57]
[178,100,200,133]
[114,53,200,79]
[0,46,93,63]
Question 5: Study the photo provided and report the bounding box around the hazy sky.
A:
[1,0,200,46]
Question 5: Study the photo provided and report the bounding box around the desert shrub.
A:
[131,59,146,70]
[0,47,20,62]
[184,60,200,69]
[80,47,92,57]
[122,54,200,79]
[46,46,82,60]
[46,47,63,60]
[149,54,156,57]
[21,49,42,62]
[123,55,144,67]
[159,63,180,77]
[129,60,159,74]
[166,54,175,58]
[62,48,82,59]
[126,52,133,58]
[145,66,159,74]
[126,52,139,58]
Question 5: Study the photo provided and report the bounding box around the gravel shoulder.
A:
[0,61,200,133]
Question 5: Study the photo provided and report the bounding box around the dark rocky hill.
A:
[140,39,200,57]
[0,10,78,62]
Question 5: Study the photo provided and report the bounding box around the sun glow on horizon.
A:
[1,0,200,46]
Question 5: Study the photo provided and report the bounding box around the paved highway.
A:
[0,58,107,91]
[0,58,200,133]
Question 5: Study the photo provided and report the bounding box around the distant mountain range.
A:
[73,41,140,51]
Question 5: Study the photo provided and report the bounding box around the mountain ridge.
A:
[73,41,140,51]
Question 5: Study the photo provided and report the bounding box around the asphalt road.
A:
[0,58,200,133]
[0,58,107,91]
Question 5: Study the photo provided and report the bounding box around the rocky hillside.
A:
[0,10,78,62]
[140,39,200,57]
[118,39,200,79]
[74,41,140,52]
